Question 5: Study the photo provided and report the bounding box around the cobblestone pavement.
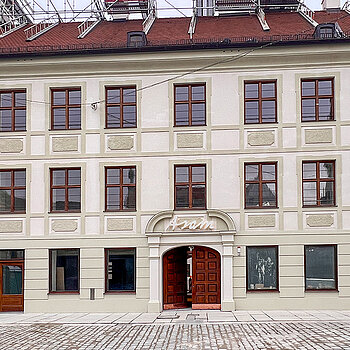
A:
[0,321,350,350]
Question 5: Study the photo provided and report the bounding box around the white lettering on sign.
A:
[165,216,215,231]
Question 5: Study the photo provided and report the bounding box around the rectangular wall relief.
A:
[52,137,79,152]
[248,215,275,228]
[305,129,332,144]
[107,135,134,151]
[52,220,78,232]
[107,218,133,231]
[306,214,334,227]
[247,131,274,146]
[0,220,23,233]
[177,133,203,148]
[0,138,23,153]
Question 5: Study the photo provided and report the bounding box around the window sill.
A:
[245,207,278,210]
[104,291,136,294]
[246,289,279,293]
[0,211,26,215]
[104,210,136,213]
[174,207,207,211]
[302,205,337,209]
[48,291,80,295]
[49,211,81,214]
[305,289,338,292]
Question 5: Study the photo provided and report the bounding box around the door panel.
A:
[0,262,24,312]
[192,246,220,308]
[163,247,187,309]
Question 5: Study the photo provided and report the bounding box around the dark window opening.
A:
[0,90,26,132]
[127,31,147,48]
[314,23,344,39]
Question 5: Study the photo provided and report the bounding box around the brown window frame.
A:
[244,80,277,124]
[304,245,338,291]
[104,248,136,293]
[301,78,334,122]
[105,86,137,128]
[105,166,136,212]
[0,90,26,132]
[244,162,278,209]
[174,164,206,210]
[50,168,81,213]
[174,84,206,127]
[49,248,80,294]
[246,245,279,292]
[50,87,81,130]
[0,169,26,213]
[302,160,336,207]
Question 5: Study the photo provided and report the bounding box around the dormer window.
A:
[314,23,343,39]
[127,31,147,48]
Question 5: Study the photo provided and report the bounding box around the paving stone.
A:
[115,313,141,324]
[233,311,255,322]
[131,313,160,324]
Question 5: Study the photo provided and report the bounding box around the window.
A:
[314,23,344,39]
[174,84,206,126]
[127,31,147,47]
[105,248,136,292]
[244,163,277,208]
[49,249,79,293]
[105,167,136,211]
[301,78,334,121]
[51,88,81,130]
[247,246,278,291]
[305,245,337,290]
[302,161,335,206]
[0,90,26,131]
[50,168,81,212]
[105,87,137,128]
[244,81,276,124]
[175,165,206,209]
[0,170,26,213]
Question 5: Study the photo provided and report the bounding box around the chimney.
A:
[321,0,340,10]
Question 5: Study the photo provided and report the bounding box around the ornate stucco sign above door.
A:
[165,215,215,231]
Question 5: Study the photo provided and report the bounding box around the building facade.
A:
[0,0,350,313]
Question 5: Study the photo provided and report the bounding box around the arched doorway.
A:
[163,246,221,310]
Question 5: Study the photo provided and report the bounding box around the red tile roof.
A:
[0,10,349,56]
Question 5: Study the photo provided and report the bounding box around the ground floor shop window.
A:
[247,246,278,291]
[49,249,79,293]
[105,248,135,292]
[305,245,337,290]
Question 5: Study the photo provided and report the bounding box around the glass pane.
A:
[122,105,136,127]
[303,163,316,179]
[68,188,81,210]
[175,167,189,183]
[68,169,81,186]
[247,247,277,290]
[15,92,26,107]
[52,91,66,106]
[123,88,136,103]
[123,186,136,210]
[318,98,332,120]
[0,171,11,187]
[245,101,259,123]
[245,183,259,207]
[107,106,120,128]
[262,183,276,207]
[262,83,275,98]
[320,181,334,205]
[0,250,24,260]
[192,166,205,183]
[262,100,276,122]
[107,89,120,104]
[0,93,12,107]
[14,171,26,187]
[303,182,317,206]
[0,110,12,131]
[107,249,135,291]
[123,168,136,184]
[176,185,189,208]
[262,164,276,181]
[107,168,120,185]
[192,184,205,208]
[52,188,65,211]
[52,170,65,186]
[51,250,79,292]
[305,246,336,290]
[191,103,205,125]
[320,162,334,179]
[14,109,26,130]
[69,90,81,105]
[14,189,25,211]
[0,189,11,211]
[302,99,316,121]
[53,108,66,129]
[245,83,258,99]
[245,164,259,181]
[318,80,332,96]
[68,108,81,129]
[175,104,189,126]
[3,265,22,295]
[175,86,188,102]
[106,187,120,211]
[192,85,205,101]
[302,81,315,96]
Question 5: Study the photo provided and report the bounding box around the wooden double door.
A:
[0,261,24,312]
[163,246,220,310]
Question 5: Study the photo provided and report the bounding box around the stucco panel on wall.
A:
[52,220,78,232]
[177,133,203,148]
[247,131,274,146]
[305,129,332,144]
[0,220,23,233]
[52,137,79,152]
[107,135,134,150]
[248,215,275,228]
[0,138,23,153]
[306,214,334,227]
[107,218,133,231]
